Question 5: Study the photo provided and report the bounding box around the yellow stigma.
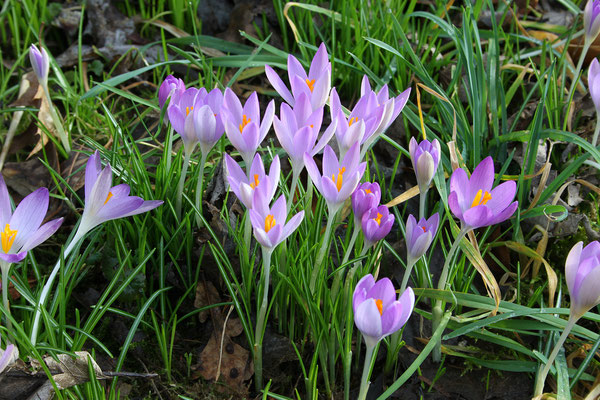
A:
[239,114,251,133]
[365,189,372,194]
[349,117,358,127]
[250,174,260,189]
[264,215,276,233]
[375,299,383,315]
[104,192,113,205]
[1,224,17,253]
[305,78,315,92]
[470,189,492,208]
[374,213,383,226]
[331,167,346,192]
[186,106,194,116]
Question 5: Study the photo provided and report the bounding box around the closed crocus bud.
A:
[361,205,395,249]
[29,45,50,87]
[351,182,381,226]
[409,137,441,192]
[565,241,600,318]
[589,59,600,112]
[158,75,185,109]
[585,0,600,42]
[405,213,439,263]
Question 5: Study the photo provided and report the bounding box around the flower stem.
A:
[341,224,360,267]
[1,261,12,330]
[357,342,376,400]
[533,315,578,397]
[175,151,192,219]
[432,227,470,362]
[310,209,338,293]
[566,39,591,114]
[400,257,417,294]
[287,167,301,215]
[40,83,70,154]
[593,116,600,148]
[194,153,207,227]
[419,187,428,221]
[254,247,272,391]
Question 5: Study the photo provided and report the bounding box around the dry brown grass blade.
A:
[465,231,501,315]
[385,185,420,208]
[416,82,457,142]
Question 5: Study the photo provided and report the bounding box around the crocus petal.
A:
[308,43,328,79]
[259,100,275,142]
[354,299,383,341]
[380,301,402,337]
[0,175,11,227]
[0,343,15,374]
[19,218,64,253]
[462,205,493,228]
[117,200,163,218]
[573,266,600,315]
[303,154,322,193]
[223,88,243,122]
[0,252,27,263]
[10,188,49,249]
[84,151,102,204]
[225,154,247,188]
[488,201,518,226]
[393,287,415,331]
[322,145,340,181]
[280,211,304,243]
[365,277,396,309]
[448,191,464,221]
[254,228,273,248]
[265,65,294,105]
[322,177,341,205]
[266,223,283,249]
[87,166,113,217]
[311,72,331,110]
[468,157,494,200]
[486,181,517,212]
[409,231,433,260]
[95,197,145,223]
[449,168,469,209]
[288,54,307,81]
[353,274,375,312]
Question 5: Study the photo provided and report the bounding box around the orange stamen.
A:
[331,167,346,192]
[1,224,17,253]
[250,174,260,189]
[306,78,316,92]
[104,192,113,205]
[349,117,358,127]
[239,115,251,133]
[374,213,383,226]
[470,189,492,208]
[186,106,194,116]
[264,215,276,232]
[365,189,372,194]
[375,299,383,315]
[422,226,427,232]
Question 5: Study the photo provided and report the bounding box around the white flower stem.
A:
[40,83,70,154]
[400,257,417,300]
[175,151,192,219]
[253,247,272,391]
[1,261,12,330]
[310,208,338,293]
[286,167,301,215]
[357,342,376,400]
[419,187,428,221]
[592,116,600,148]
[533,315,578,397]
[194,153,207,227]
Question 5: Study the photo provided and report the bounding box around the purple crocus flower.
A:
[565,241,600,318]
[353,274,414,348]
[29,45,49,87]
[158,75,185,109]
[585,0,600,41]
[590,59,600,112]
[273,94,336,175]
[77,151,163,237]
[361,205,395,249]
[406,213,439,262]
[360,76,411,138]
[265,43,331,111]
[222,89,275,169]
[409,137,441,192]
[0,336,16,374]
[351,182,381,226]
[167,87,207,155]
[225,153,280,209]
[249,192,304,250]
[194,88,225,159]
[304,143,366,214]
[0,176,63,263]
[448,156,518,229]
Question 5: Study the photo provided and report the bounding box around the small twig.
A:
[215,305,234,382]
[103,371,159,378]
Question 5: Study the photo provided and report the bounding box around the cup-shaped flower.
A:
[406,213,439,263]
[304,143,366,214]
[448,156,518,229]
[590,59,600,113]
[78,151,163,237]
[29,45,50,87]
[225,153,280,209]
[0,336,17,374]
[351,182,381,226]
[360,76,411,138]
[585,0,600,42]
[158,75,185,109]
[0,176,63,263]
[353,274,414,348]
[565,241,600,318]
[361,205,395,249]
[167,87,208,155]
[409,137,441,192]
[222,89,275,168]
[194,88,225,159]
[273,94,336,175]
[249,192,304,250]
[265,43,331,111]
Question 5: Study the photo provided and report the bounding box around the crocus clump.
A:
[361,205,395,250]
[351,182,381,226]
[565,241,600,318]
[585,0,600,42]
[409,138,441,194]
[405,213,439,263]
[225,154,280,210]
[158,75,185,109]
[448,156,518,229]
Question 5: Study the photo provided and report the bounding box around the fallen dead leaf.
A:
[43,351,107,390]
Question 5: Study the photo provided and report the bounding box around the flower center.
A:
[104,192,113,205]
[375,299,383,315]
[305,78,315,92]
[264,215,276,233]
[331,167,346,192]
[470,189,492,208]
[421,226,427,232]
[349,117,358,127]
[1,224,17,253]
[186,106,194,116]
[250,174,260,189]
[239,115,251,133]
[374,213,383,226]
[365,189,372,194]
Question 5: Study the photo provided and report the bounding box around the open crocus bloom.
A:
[585,0,600,42]
[265,43,331,111]
[222,89,274,168]
[77,151,163,237]
[158,75,185,109]
[448,156,518,229]
[225,153,280,209]
[353,274,414,348]
[360,76,411,139]
[249,192,304,250]
[409,138,441,192]
[406,213,439,262]
[0,176,63,263]
[361,205,395,249]
[351,182,381,226]
[304,143,366,214]
[565,241,600,318]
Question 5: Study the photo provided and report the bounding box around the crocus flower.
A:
[448,156,518,229]
[590,59,600,112]
[304,143,366,214]
[353,274,414,348]
[0,176,63,263]
[194,88,225,159]
[222,89,275,169]
[29,45,49,87]
[167,87,208,155]
[0,336,16,374]
[225,153,280,209]
[361,205,395,249]
[405,213,439,263]
[565,241,600,318]
[77,151,163,238]
[273,94,336,176]
[409,138,441,193]
[351,182,381,226]
[249,192,304,250]
[360,76,411,138]
[265,43,331,111]
[585,0,600,42]
[158,75,185,109]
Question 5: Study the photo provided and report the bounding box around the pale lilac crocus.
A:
[409,137,441,194]
[0,336,16,374]
[225,153,280,210]
[304,143,366,214]
[249,192,304,251]
[29,45,49,87]
[589,59,600,147]
[222,89,275,169]
[158,75,185,109]
[448,156,518,229]
[360,76,411,138]
[361,205,395,250]
[167,87,208,155]
[351,182,381,227]
[405,213,439,263]
[265,43,331,111]
[585,0,600,42]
